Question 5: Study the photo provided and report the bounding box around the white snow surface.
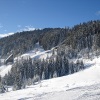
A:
[0,56,100,100]
[0,64,12,77]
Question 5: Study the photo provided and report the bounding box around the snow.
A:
[0,42,100,99]
[39,84,100,100]
[0,64,12,77]
[0,56,100,100]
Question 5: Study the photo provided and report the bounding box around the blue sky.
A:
[0,0,100,34]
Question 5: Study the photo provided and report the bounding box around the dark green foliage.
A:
[64,20,100,51]
[39,28,68,50]
[0,28,68,58]
[0,75,6,93]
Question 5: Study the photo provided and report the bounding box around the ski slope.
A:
[0,56,100,100]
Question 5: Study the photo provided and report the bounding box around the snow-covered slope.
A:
[0,56,100,100]
[14,42,53,62]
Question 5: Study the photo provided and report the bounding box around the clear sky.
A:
[0,0,100,34]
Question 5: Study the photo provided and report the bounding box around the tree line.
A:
[1,52,84,90]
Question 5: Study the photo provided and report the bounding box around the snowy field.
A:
[0,56,100,100]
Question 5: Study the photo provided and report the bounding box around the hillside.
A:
[0,20,100,99]
[0,56,100,100]
[0,20,100,58]
[0,28,66,57]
